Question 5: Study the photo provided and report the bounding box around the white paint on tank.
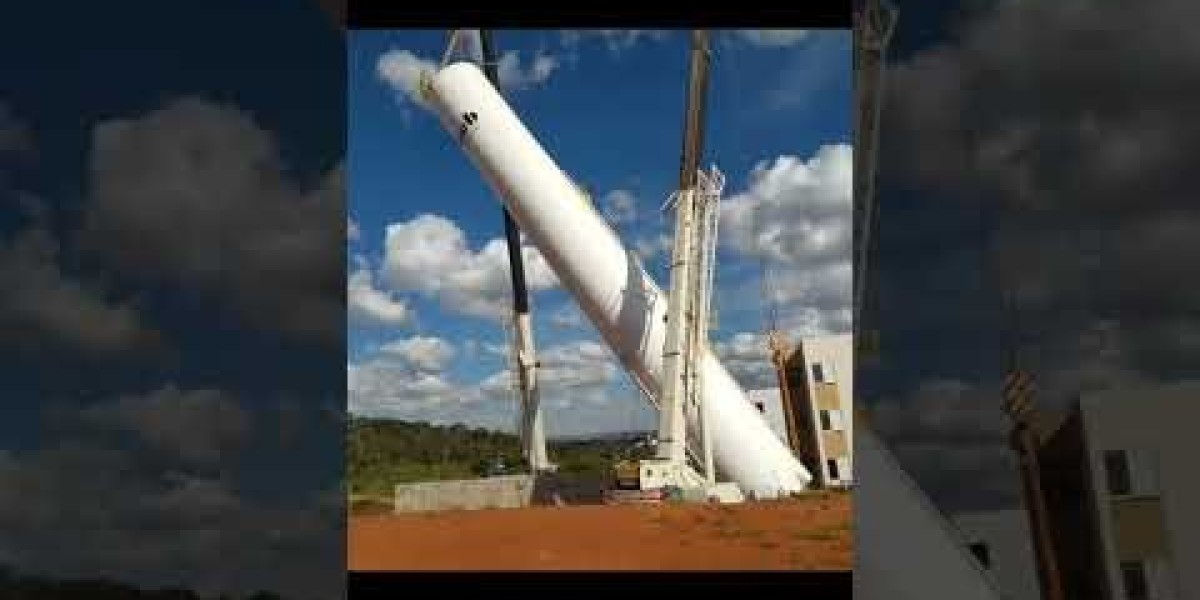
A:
[421,62,811,497]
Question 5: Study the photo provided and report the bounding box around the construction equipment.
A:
[420,44,811,500]
[600,31,739,503]
[456,29,553,474]
[648,29,719,494]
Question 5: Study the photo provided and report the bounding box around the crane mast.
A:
[656,30,710,468]
[476,29,551,473]
[651,30,728,493]
[853,0,896,356]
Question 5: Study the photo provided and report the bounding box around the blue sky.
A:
[347,29,854,437]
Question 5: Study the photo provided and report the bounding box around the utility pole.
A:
[477,29,551,474]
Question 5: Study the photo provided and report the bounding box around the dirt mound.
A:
[349,493,851,571]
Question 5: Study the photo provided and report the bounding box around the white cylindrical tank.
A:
[422,62,811,497]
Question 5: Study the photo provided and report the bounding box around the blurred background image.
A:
[0,2,345,598]
[858,1,1200,599]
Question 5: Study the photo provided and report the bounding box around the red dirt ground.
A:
[349,493,851,571]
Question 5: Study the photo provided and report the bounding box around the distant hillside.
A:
[0,566,287,600]
[347,418,656,498]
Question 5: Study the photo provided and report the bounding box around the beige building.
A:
[959,382,1198,600]
[1060,384,1196,600]
[749,332,854,487]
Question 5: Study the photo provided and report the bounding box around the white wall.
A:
[952,509,1042,600]
[745,387,789,445]
[855,426,1006,600]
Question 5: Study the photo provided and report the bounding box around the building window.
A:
[826,458,839,480]
[1105,450,1132,496]
[812,363,825,383]
[1105,449,1162,498]
[968,543,991,569]
[820,409,843,431]
[1128,449,1161,496]
[1122,561,1149,600]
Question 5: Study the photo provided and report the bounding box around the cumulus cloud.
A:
[720,145,854,337]
[735,29,810,47]
[713,332,776,390]
[0,223,160,357]
[381,213,558,321]
[861,0,1200,517]
[497,50,560,90]
[81,98,344,344]
[377,46,558,106]
[0,387,341,599]
[376,49,437,107]
[635,233,673,261]
[602,189,638,224]
[347,264,411,327]
[348,358,509,431]
[876,0,1200,405]
[378,335,456,373]
[550,303,585,329]
[81,385,251,468]
[350,336,643,437]
[722,145,852,265]
[479,340,618,401]
[535,340,619,391]
[869,378,1020,511]
[478,338,632,424]
[560,30,670,55]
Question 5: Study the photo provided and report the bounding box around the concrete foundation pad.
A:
[394,475,534,513]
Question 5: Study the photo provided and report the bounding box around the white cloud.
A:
[536,340,619,391]
[381,213,558,321]
[722,144,852,265]
[347,216,360,242]
[347,264,411,327]
[602,189,638,224]
[550,303,585,329]
[377,46,559,104]
[478,338,626,418]
[349,335,643,437]
[376,49,437,107]
[348,359,512,431]
[560,30,670,55]
[764,264,854,337]
[720,145,854,337]
[379,335,456,373]
[635,233,673,261]
[735,29,811,47]
[497,50,560,90]
[713,332,777,390]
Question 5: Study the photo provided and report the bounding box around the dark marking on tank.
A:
[458,111,480,143]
